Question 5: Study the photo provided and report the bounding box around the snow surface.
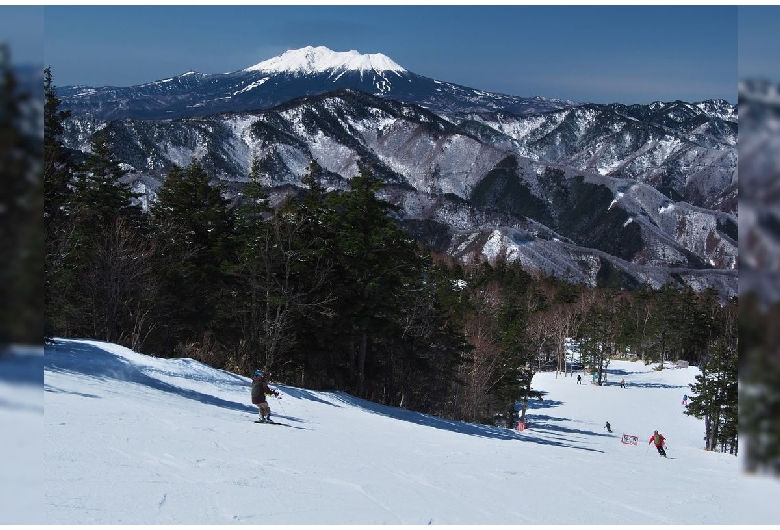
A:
[245,46,406,75]
[1,346,44,524]
[32,338,778,524]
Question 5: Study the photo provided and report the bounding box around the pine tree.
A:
[150,160,234,355]
[322,164,423,397]
[59,133,143,341]
[578,289,620,384]
[685,297,738,454]
[231,157,334,376]
[43,65,75,339]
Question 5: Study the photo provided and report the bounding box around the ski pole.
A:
[273,392,286,414]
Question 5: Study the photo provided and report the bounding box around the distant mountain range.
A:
[57,46,738,298]
[58,46,577,121]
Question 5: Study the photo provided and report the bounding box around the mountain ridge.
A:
[57,46,577,121]
[55,47,737,299]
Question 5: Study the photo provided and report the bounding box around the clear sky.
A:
[35,5,742,105]
[0,6,43,66]
[738,5,780,81]
[8,5,780,105]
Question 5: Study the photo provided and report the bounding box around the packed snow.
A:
[0,346,43,524]
[14,338,773,524]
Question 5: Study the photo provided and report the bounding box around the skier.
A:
[682,394,688,406]
[251,370,280,423]
[605,421,612,433]
[577,374,582,384]
[620,378,626,388]
[648,430,667,457]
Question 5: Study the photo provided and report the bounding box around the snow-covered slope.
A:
[1,346,44,524]
[40,338,774,524]
[244,45,406,75]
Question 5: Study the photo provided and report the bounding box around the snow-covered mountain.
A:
[37,338,773,524]
[56,47,737,298]
[58,46,576,121]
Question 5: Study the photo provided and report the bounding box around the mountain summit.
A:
[58,46,575,121]
[244,45,406,75]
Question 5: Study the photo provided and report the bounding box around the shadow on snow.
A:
[329,392,602,452]
[0,349,43,387]
[45,339,259,416]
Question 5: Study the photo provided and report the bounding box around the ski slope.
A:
[36,338,775,524]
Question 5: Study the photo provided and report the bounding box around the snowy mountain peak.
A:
[244,45,406,75]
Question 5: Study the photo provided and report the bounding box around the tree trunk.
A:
[357,330,367,396]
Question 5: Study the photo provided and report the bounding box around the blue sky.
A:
[0,6,43,65]
[37,5,742,105]
[739,5,780,81]
[4,5,774,105]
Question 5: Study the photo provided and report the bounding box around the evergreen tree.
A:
[577,290,620,384]
[322,165,422,397]
[646,283,684,368]
[685,297,738,453]
[230,155,271,367]
[59,133,143,341]
[149,160,234,355]
[231,157,335,376]
[487,261,539,425]
[43,65,76,339]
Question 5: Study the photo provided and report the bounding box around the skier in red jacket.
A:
[649,430,667,457]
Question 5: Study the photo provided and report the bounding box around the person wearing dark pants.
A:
[648,430,667,457]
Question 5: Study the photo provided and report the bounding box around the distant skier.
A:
[251,370,280,423]
[648,430,667,457]
[620,378,626,388]
[682,394,688,406]
[605,421,612,433]
[577,374,582,384]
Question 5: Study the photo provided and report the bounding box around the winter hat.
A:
[254,370,264,378]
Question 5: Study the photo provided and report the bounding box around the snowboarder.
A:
[682,394,688,406]
[648,430,667,457]
[605,421,612,433]
[620,378,626,388]
[251,370,280,423]
[577,374,582,384]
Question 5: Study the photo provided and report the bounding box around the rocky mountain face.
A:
[57,47,738,299]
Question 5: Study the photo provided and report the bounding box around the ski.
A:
[253,419,291,427]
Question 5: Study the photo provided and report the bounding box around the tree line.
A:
[44,67,739,455]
